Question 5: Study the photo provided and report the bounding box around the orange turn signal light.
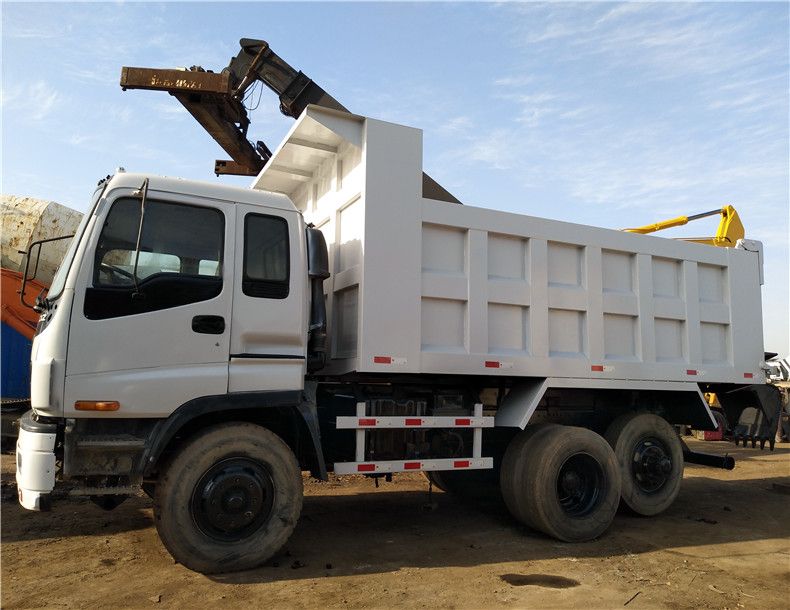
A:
[74,401,120,412]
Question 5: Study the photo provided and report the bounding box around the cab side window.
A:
[243,214,290,299]
[85,197,224,319]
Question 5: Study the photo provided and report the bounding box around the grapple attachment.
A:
[714,384,782,451]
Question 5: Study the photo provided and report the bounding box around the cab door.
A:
[64,190,234,418]
[228,204,306,393]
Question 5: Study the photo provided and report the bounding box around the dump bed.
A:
[252,107,765,384]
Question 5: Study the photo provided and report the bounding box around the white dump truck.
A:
[16,41,782,574]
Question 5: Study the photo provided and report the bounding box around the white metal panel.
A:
[228,204,307,393]
[30,359,53,410]
[357,118,423,372]
[250,106,765,385]
[64,363,229,418]
[16,427,57,508]
[66,186,235,376]
[253,109,366,374]
[496,377,718,429]
[335,415,494,429]
[418,198,765,384]
[64,183,235,418]
[334,457,493,475]
[66,188,235,377]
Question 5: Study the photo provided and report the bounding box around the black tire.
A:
[605,412,683,516]
[500,423,557,529]
[424,471,449,492]
[501,425,621,542]
[712,409,728,434]
[153,422,303,574]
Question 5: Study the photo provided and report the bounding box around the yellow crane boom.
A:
[623,205,744,247]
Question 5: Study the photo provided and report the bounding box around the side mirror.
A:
[19,234,75,311]
[305,226,329,279]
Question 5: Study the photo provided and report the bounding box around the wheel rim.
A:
[631,436,672,494]
[190,457,275,542]
[555,453,605,517]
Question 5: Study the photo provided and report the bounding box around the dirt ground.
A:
[1,439,788,609]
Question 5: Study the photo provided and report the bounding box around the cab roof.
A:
[104,172,296,213]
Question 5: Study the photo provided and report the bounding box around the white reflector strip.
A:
[333,457,493,476]
[335,416,494,429]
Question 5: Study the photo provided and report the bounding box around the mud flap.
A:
[714,384,782,450]
[299,382,328,481]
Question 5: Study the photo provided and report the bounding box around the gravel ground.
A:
[1,438,788,609]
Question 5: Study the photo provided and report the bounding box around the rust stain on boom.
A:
[120,67,230,93]
[121,66,261,175]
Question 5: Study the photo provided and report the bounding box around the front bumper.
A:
[15,411,57,511]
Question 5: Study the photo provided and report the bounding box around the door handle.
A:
[191,315,225,335]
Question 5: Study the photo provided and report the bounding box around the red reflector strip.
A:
[404,462,421,470]
[455,418,471,426]
[744,372,754,379]
[373,356,392,364]
[686,369,697,376]
[357,464,375,472]
[454,460,470,468]
[485,361,500,368]
[405,418,422,426]
[591,365,604,372]
[359,418,376,426]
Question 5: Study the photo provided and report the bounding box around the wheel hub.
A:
[631,437,672,494]
[561,471,582,494]
[191,458,275,542]
[556,453,605,518]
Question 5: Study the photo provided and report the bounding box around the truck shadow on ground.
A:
[2,469,788,550]
[1,494,153,543]
[2,445,788,577]
[210,471,790,585]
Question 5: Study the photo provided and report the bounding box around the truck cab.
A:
[17,171,325,510]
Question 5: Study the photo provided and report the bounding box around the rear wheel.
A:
[153,422,303,574]
[501,425,620,541]
[500,423,556,528]
[424,471,449,492]
[605,412,683,516]
[712,409,728,434]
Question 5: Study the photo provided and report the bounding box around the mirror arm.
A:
[19,234,75,311]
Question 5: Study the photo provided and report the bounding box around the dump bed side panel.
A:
[253,107,765,384]
[406,199,764,383]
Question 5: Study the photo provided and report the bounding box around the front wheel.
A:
[605,412,684,516]
[153,423,303,574]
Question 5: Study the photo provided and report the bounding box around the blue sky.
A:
[2,1,788,354]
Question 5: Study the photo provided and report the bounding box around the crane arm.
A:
[227,39,348,119]
[623,205,745,247]
[119,39,337,177]
[119,38,459,203]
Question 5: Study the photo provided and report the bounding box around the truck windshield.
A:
[46,186,103,302]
